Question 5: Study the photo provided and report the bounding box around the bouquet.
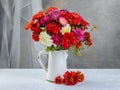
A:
[24,6,96,55]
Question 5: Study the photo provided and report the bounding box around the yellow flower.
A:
[61,24,71,35]
[40,32,53,46]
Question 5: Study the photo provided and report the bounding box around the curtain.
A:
[0,0,45,68]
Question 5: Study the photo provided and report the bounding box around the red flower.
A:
[62,32,78,49]
[63,71,78,85]
[70,32,79,45]
[32,32,40,41]
[55,76,63,84]
[75,71,85,82]
[84,32,90,38]
[46,22,61,34]
[60,9,74,25]
[32,11,44,20]
[84,32,92,46]
[45,6,58,15]
[60,9,69,17]
[71,12,89,30]
[71,12,81,25]
[61,33,72,49]
[31,21,41,33]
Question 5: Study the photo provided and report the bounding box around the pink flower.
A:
[73,28,84,41]
[52,33,62,45]
[59,17,68,26]
[48,10,61,20]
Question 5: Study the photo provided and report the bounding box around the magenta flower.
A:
[73,28,84,41]
[48,10,61,20]
[39,16,50,26]
[52,33,62,45]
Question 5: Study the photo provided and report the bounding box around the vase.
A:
[37,50,68,81]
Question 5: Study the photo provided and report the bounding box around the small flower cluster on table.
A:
[55,70,84,85]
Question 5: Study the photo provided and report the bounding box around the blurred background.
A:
[0,0,120,68]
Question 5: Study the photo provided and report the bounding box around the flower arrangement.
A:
[55,70,84,85]
[24,6,96,55]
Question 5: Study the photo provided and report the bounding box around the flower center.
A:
[69,78,74,82]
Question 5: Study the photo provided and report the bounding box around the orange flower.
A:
[76,43,82,50]
[75,71,85,82]
[24,20,34,30]
[55,76,63,84]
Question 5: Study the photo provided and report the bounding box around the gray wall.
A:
[43,0,120,68]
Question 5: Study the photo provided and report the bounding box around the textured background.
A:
[43,0,120,68]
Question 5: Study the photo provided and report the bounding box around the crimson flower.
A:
[39,16,50,26]
[52,33,62,45]
[55,76,63,84]
[62,32,79,49]
[32,32,40,41]
[63,71,79,85]
[46,22,61,34]
[84,32,92,46]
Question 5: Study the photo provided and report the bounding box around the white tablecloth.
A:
[0,69,120,90]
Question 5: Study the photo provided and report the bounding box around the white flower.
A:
[39,32,53,46]
[61,24,71,35]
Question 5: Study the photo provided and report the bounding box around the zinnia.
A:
[46,22,61,34]
[52,33,62,46]
[61,24,71,35]
[48,10,61,20]
[73,28,84,41]
[55,76,63,84]
[63,71,78,85]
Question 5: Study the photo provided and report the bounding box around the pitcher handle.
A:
[37,50,48,72]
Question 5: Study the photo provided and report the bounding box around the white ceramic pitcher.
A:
[38,50,68,81]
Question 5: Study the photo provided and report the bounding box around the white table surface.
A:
[0,69,120,90]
